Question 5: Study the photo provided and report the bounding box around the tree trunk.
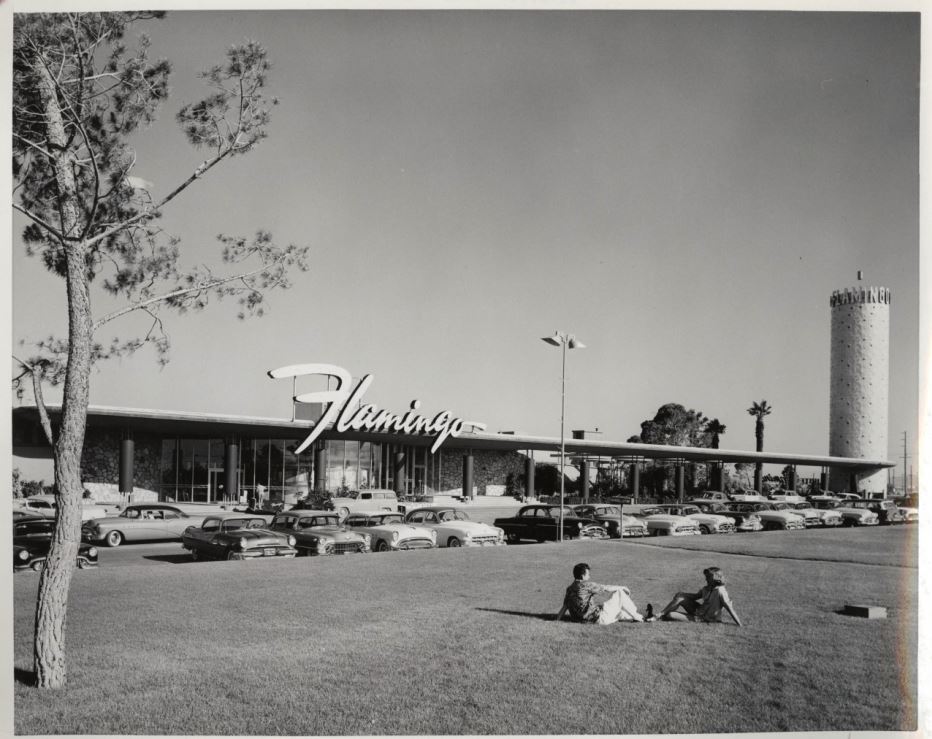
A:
[32,55,92,690]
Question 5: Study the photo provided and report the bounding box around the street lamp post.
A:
[541,331,586,542]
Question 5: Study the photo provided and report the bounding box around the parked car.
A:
[403,506,505,547]
[12,495,109,521]
[268,510,371,555]
[181,514,298,561]
[625,505,702,537]
[343,512,437,552]
[768,491,806,505]
[652,504,736,534]
[324,489,399,518]
[398,494,464,515]
[729,490,766,502]
[847,499,904,525]
[789,501,842,527]
[82,504,207,547]
[493,505,609,543]
[694,491,731,503]
[897,506,919,524]
[726,502,806,531]
[714,506,765,533]
[808,496,879,527]
[572,504,648,538]
[14,516,99,572]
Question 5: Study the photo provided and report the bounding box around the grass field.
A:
[13,526,918,735]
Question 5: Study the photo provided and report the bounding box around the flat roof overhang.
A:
[13,404,895,472]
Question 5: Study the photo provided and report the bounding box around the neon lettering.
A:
[268,363,477,454]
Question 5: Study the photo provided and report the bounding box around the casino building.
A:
[11,282,898,503]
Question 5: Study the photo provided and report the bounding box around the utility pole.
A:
[901,431,910,496]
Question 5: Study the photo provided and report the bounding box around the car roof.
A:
[406,506,460,513]
[277,509,335,517]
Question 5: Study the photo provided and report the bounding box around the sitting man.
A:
[555,562,645,624]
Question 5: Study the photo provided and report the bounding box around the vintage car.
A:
[652,504,736,534]
[268,510,371,555]
[324,489,400,518]
[82,504,207,547]
[727,502,806,531]
[694,491,731,503]
[625,505,702,536]
[688,500,763,532]
[493,505,609,543]
[181,514,298,561]
[13,495,110,522]
[847,499,904,525]
[729,491,766,502]
[403,506,505,547]
[14,516,99,572]
[571,504,648,538]
[808,496,880,526]
[343,512,437,552]
[789,501,842,527]
[897,506,919,524]
[768,491,806,505]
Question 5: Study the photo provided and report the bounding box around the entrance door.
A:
[208,468,243,504]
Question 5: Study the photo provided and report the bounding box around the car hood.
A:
[364,524,431,536]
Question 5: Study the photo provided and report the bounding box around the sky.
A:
[8,7,922,478]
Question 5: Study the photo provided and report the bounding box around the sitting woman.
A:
[647,566,742,625]
[555,562,645,625]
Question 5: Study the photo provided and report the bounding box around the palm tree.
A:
[747,400,773,492]
[704,419,727,449]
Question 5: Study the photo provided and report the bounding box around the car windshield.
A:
[597,506,620,516]
[681,507,700,515]
[220,518,266,532]
[771,503,790,510]
[374,514,404,525]
[639,507,664,516]
[548,507,574,517]
[438,510,469,522]
[120,508,142,519]
[300,516,340,528]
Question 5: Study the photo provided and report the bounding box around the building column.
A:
[463,454,474,500]
[579,458,589,503]
[753,465,763,493]
[675,464,685,502]
[525,456,535,500]
[223,441,239,503]
[786,466,797,492]
[629,461,640,502]
[393,452,406,495]
[820,469,829,493]
[119,436,134,496]
[314,446,326,491]
[849,471,860,497]
[710,463,724,491]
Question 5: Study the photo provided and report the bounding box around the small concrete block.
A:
[843,604,887,619]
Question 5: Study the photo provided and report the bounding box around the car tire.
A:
[375,540,391,553]
[77,559,89,570]
[699,525,711,535]
[338,507,349,519]
[30,560,44,572]
[447,537,462,547]
[505,532,520,544]
[225,550,239,561]
[105,530,124,548]
[190,548,201,561]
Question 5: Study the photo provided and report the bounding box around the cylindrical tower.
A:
[828,284,890,494]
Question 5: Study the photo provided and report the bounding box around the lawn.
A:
[13,526,917,735]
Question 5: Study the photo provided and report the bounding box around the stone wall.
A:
[81,430,163,492]
[439,449,529,496]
